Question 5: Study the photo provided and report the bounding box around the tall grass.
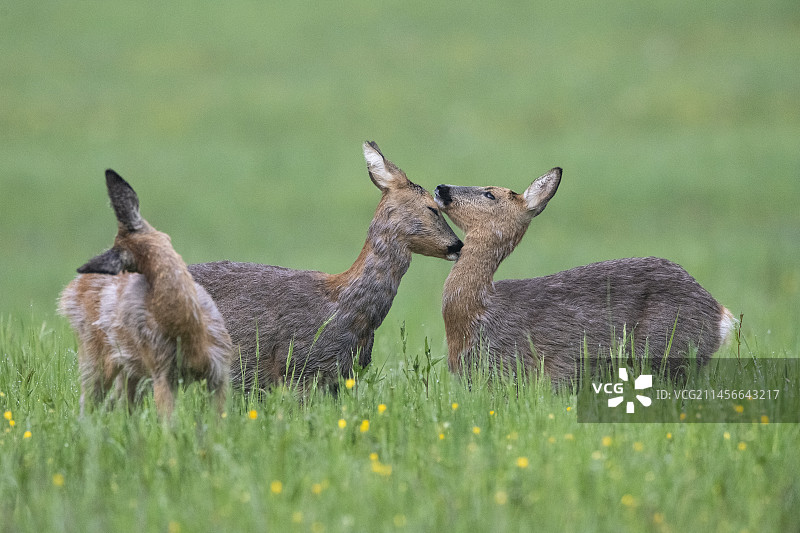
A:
[1,317,798,532]
[1,0,798,351]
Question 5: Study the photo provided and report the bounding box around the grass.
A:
[1,0,799,531]
[2,317,799,532]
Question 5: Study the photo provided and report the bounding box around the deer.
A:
[58,170,233,417]
[188,141,463,393]
[434,167,736,381]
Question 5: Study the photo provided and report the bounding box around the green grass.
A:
[1,0,799,531]
[2,317,799,533]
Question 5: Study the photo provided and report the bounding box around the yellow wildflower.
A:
[371,461,392,476]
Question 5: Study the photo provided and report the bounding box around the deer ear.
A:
[523,167,562,217]
[105,169,144,232]
[363,141,408,191]
[76,248,125,275]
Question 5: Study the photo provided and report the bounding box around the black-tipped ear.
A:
[365,140,383,157]
[77,248,125,275]
[105,169,143,232]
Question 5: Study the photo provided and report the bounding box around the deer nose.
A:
[434,185,452,206]
[447,240,463,256]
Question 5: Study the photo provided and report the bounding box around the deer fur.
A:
[188,142,463,392]
[435,168,736,379]
[58,170,233,417]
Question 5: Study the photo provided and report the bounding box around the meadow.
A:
[1,1,798,531]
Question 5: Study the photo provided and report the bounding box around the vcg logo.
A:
[591,368,653,413]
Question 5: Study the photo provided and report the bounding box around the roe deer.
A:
[435,168,735,379]
[59,170,233,417]
[188,142,463,393]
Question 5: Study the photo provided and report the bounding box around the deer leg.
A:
[78,354,116,415]
[213,383,227,415]
[152,374,175,419]
[113,374,142,412]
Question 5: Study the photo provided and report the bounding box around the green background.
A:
[1,2,799,531]
[2,0,798,355]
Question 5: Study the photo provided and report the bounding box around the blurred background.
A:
[1,0,797,357]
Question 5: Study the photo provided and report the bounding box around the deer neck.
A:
[136,244,204,340]
[442,233,516,364]
[327,219,412,340]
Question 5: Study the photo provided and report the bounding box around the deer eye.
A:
[427,206,439,216]
[483,191,496,200]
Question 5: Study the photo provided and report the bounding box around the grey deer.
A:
[188,142,463,392]
[59,170,233,417]
[435,167,735,379]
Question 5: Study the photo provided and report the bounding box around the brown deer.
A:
[59,170,233,417]
[435,168,735,379]
[188,142,463,393]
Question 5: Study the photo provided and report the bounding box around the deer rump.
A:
[61,273,230,387]
[477,257,725,378]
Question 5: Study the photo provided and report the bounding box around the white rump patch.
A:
[719,307,737,345]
